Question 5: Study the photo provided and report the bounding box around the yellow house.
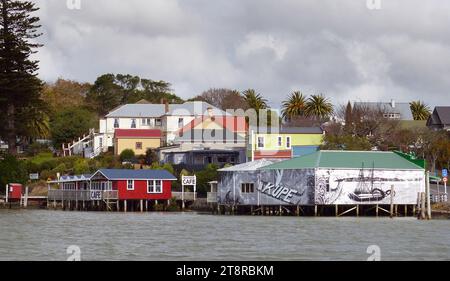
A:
[114,129,161,156]
[250,127,324,160]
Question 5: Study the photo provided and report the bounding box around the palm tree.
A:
[281,91,307,121]
[305,94,334,119]
[410,101,431,120]
[242,89,268,110]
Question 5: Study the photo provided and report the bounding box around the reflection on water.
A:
[0,210,449,261]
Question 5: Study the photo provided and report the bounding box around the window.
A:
[127,180,134,190]
[99,137,103,148]
[114,119,119,128]
[142,118,151,126]
[147,180,163,193]
[277,136,283,147]
[241,183,255,193]
[131,119,136,128]
[286,136,291,148]
[218,157,227,163]
[155,118,162,126]
[178,118,184,128]
[136,142,143,150]
[257,137,265,148]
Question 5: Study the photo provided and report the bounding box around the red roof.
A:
[254,150,292,159]
[179,116,247,134]
[115,129,162,138]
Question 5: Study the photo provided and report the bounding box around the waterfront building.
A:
[47,169,177,211]
[217,151,426,216]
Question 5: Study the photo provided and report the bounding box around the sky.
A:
[33,0,450,109]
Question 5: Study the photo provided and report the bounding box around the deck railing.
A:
[48,190,118,201]
[172,192,196,201]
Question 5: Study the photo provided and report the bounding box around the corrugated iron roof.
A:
[218,159,281,171]
[262,151,425,170]
[95,169,177,180]
[105,101,228,118]
[114,129,162,138]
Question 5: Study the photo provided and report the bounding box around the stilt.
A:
[314,205,318,217]
[356,205,359,217]
[335,204,338,217]
[116,200,119,212]
[404,205,407,217]
[140,200,143,212]
[296,205,300,216]
[124,200,127,213]
[251,206,254,215]
[390,185,394,218]
[421,192,426,220]
[279,205,282,216]
[83,200,86,211]
[145,200,148,212]
[376,204,379,217]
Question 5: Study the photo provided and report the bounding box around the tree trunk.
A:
[7,103,16,155]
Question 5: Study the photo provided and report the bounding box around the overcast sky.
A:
[34,0,450,108]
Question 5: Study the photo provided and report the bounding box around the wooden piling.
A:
[124,200,127,213]
[420,192,426,220]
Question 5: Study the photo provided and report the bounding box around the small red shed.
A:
[7,183,23,201]
[90,169,177,200]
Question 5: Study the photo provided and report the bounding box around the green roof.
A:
[262,151,425,170]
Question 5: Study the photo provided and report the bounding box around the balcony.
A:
[171,192,197,201]
[48,190,118,201]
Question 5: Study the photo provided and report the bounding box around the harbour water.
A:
[0,210,449,261]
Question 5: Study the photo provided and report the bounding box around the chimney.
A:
[391,99,396,108]
[165,100,169,113]
[207,106,214,118]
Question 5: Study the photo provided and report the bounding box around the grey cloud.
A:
[34,0,450,109]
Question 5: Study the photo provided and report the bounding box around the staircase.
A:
[62,128,99,158]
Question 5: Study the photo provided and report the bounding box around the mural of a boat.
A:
[336,162,394,202]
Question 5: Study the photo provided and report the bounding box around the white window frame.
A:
[127,180,134,191]
[257,136,265,148]
[277,136,283,147]
[286,136,291,148]
[147,180,163,194]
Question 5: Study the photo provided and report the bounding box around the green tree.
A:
[305,94,334,120]
[86,74,123,116]
[281,91,306,121]
[410,101,431,121]
[50,108,97,148]
[243,89,267,110]
[119,149,135,162]
[0,154,27,193]
[343,101,353,134]
[0,0,44,154]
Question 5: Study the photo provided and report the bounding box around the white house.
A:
[66,101,229,158]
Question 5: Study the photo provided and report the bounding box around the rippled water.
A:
[0,210,449,261]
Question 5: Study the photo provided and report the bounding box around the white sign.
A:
[182,176,196,186]
[90,190,102,201]
[29,173,39,180]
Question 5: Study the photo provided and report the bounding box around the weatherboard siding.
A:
[117,179,172,200]
[254,133,323,151]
